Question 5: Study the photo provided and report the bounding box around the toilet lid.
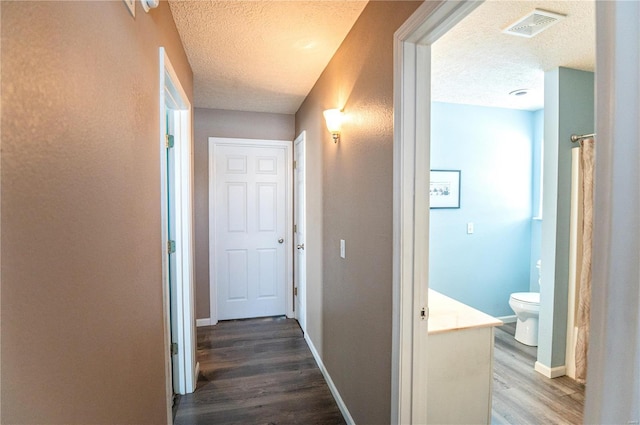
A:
[511,292,540,304]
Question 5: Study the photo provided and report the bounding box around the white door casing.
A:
[209,138,293,322]
[294,132,307,333]
[391,1,483,424]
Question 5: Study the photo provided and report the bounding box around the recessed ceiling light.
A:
[509,89,530,97]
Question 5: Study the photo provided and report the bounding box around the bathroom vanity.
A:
[427,289,503,424]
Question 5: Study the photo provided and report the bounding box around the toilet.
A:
[509,260,541,346]
[509,292,540,346]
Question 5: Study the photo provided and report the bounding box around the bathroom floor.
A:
[492,323,585,425]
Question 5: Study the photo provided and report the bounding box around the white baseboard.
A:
[535,361,566,378]
[196,318,213,327]
[304,334,355,425]
[497,315,517,323]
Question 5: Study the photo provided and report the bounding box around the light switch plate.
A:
[340,239,346,259]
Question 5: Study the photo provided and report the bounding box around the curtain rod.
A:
[571,133,596,143]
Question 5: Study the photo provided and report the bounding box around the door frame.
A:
[159,47,197,412]
[293,131,307,332]
[390,2,483,424]
[208,137,294,324]
[586,2,640,421]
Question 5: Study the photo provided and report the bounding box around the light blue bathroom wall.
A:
[530,109,544,292]
[538,68,594,370]
[429,102,534,317]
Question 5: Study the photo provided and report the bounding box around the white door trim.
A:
[293,131,307,333]
[159,47,197,412]
[391,2,483,424]
[585,2,640,422]
[208,137,294,324]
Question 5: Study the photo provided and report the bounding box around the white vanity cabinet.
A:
[427,290,503,424]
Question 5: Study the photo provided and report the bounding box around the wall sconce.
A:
[323,109,344,143]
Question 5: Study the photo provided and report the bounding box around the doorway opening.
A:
[391,1,619,424]
[427,0,595,397]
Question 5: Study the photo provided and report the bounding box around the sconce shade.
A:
[323,109,344,143]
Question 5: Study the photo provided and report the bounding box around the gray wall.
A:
[295,2,423,423]
[539,67,594,369]
[1,1,193,423]
[194,108,295,319]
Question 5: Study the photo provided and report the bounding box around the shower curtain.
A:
[575,138,594,383]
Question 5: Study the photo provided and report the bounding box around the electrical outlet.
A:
[467,222,474,234]
[340,239,346,259]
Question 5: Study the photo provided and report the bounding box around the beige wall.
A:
[295,2,421,423]
[193,108,295,319]
[1,1,192,423]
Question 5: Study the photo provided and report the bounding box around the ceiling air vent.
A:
[503,9,566,38]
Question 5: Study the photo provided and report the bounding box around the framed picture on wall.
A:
[430,170,461,209]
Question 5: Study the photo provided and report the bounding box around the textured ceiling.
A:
[432,0,595,111]
[169,0,368,114]
[170,0,594,115]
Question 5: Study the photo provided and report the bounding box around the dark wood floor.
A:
[174,316,346,425]
[175,318,584,425]
[492,323,585,425]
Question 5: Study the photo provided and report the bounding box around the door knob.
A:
[278,238,284,244]
[297,244,305,250]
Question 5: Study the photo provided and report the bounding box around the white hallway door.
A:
[212,138,290,320]
[293,132,307,333]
